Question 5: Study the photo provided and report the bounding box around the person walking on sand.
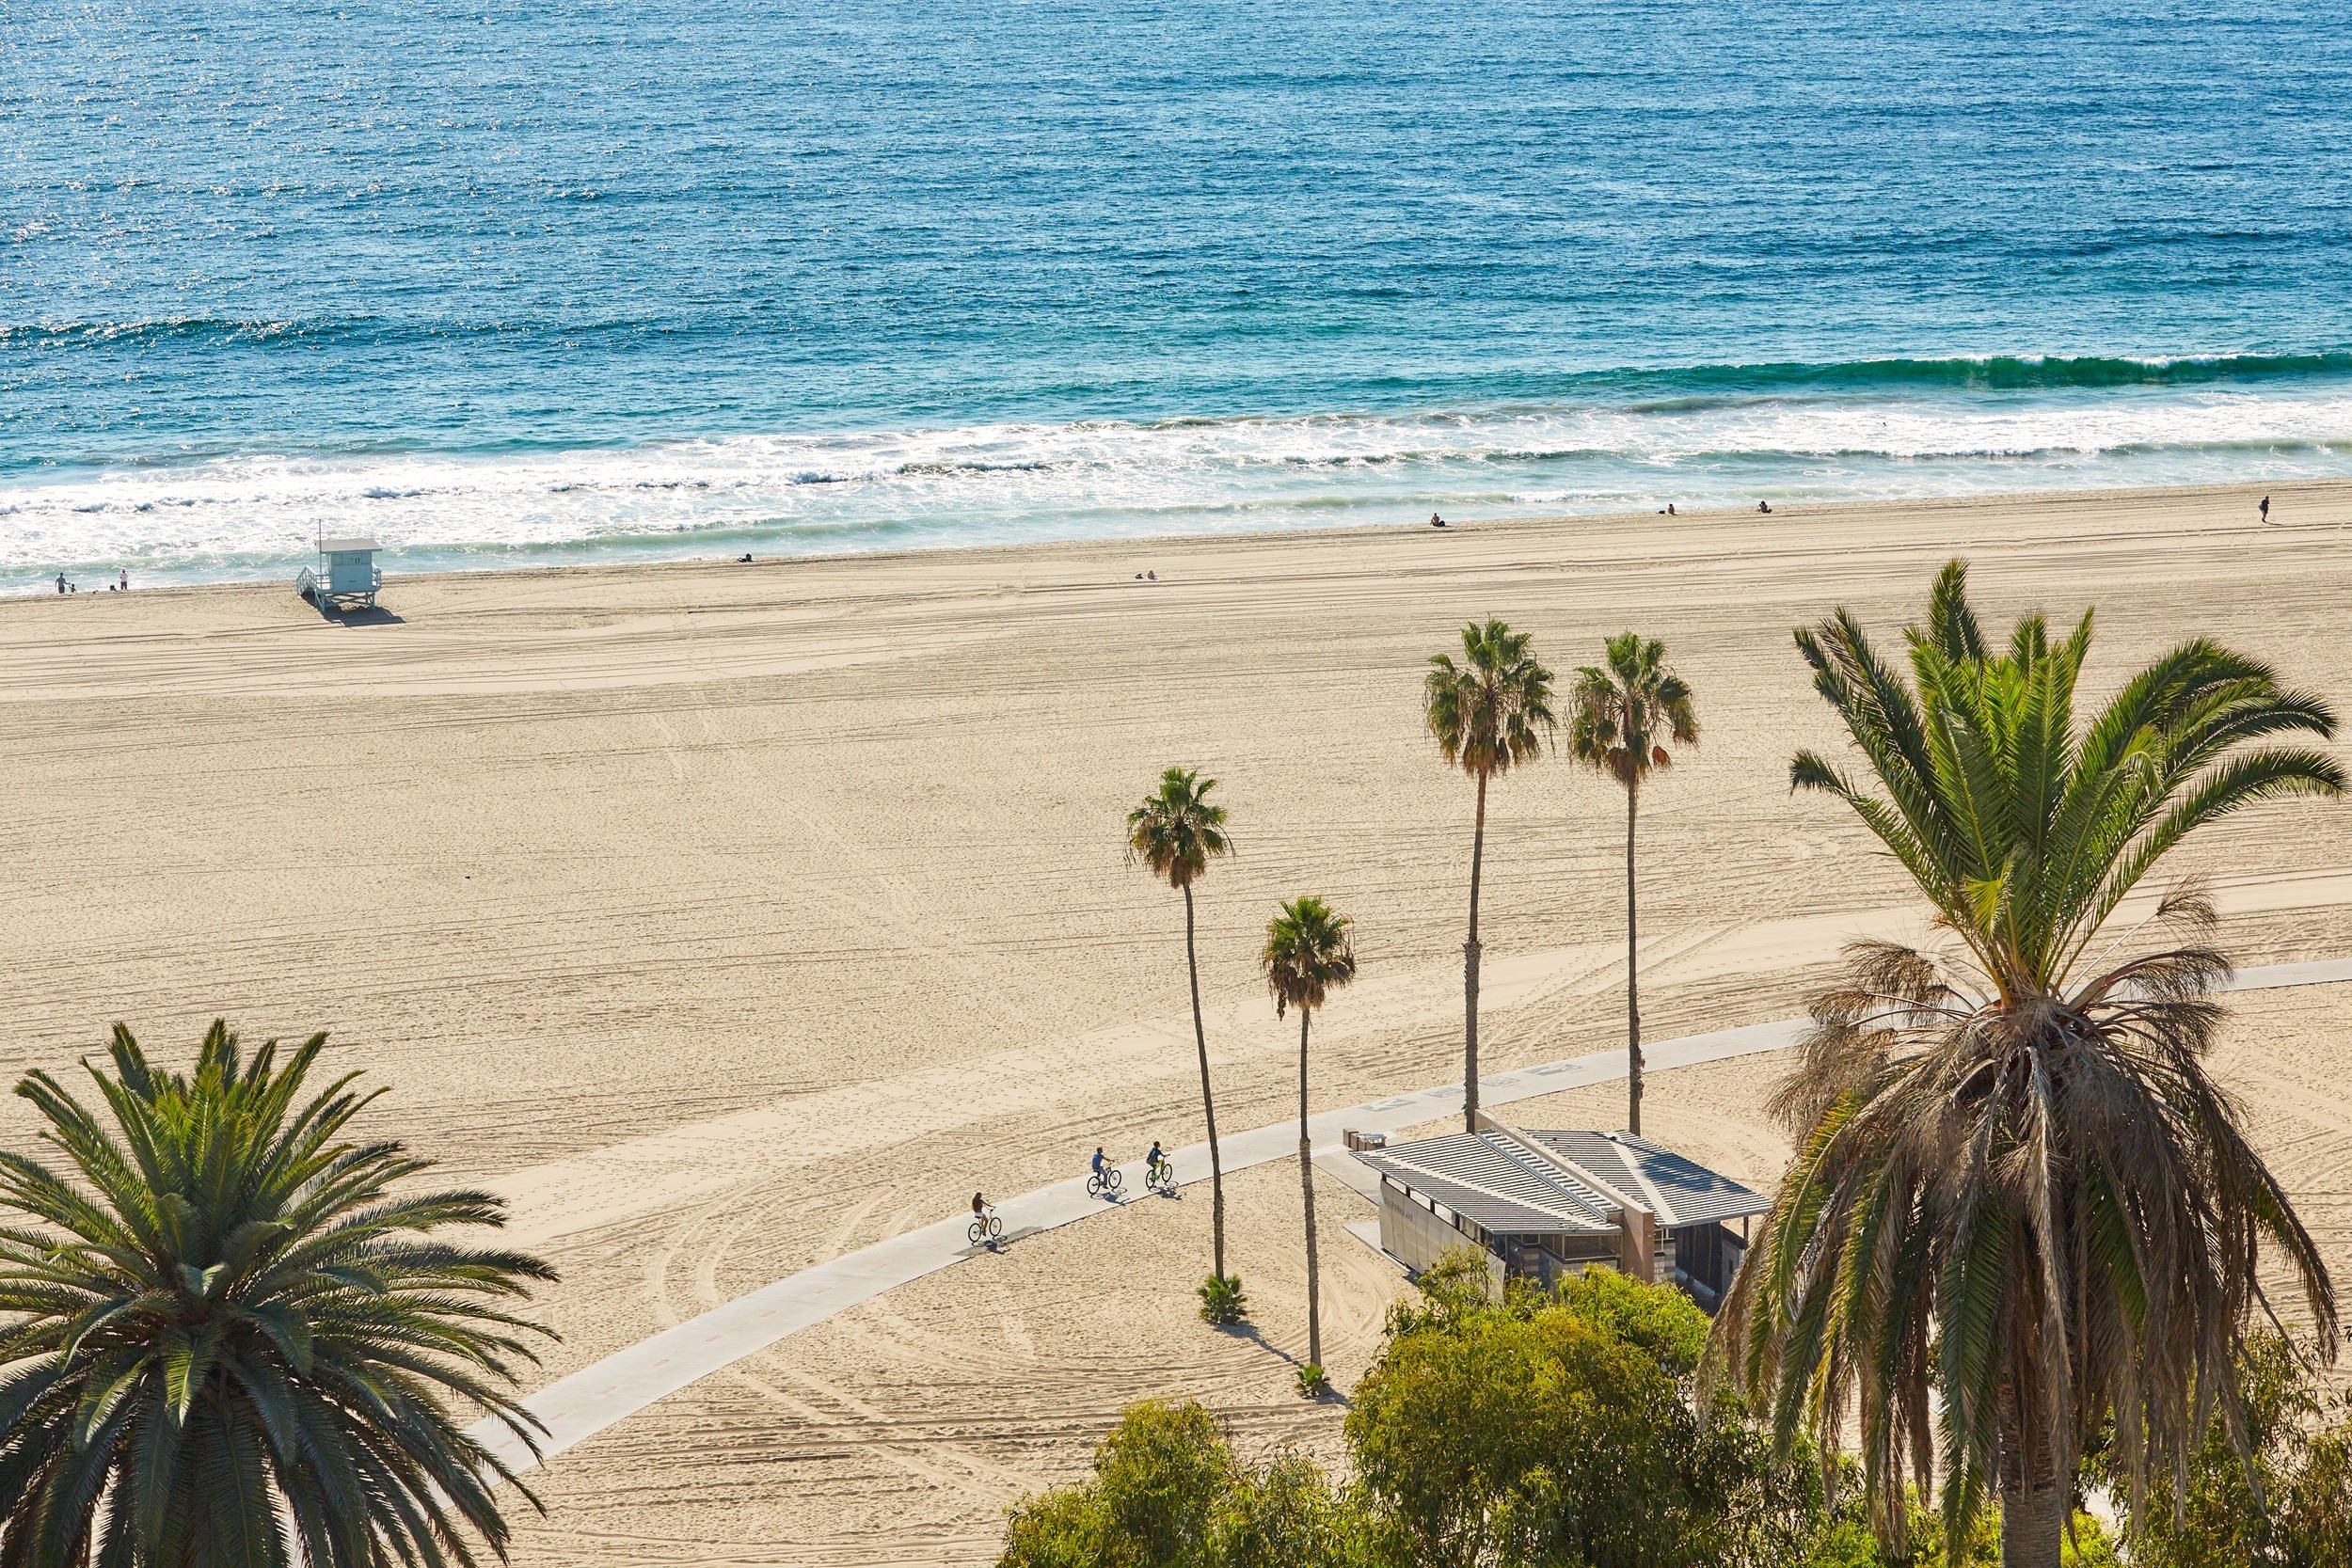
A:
[119,568,129,591]
[56,572,66,595]
[2261,495,2272,524]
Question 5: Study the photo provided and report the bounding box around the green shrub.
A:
[1198,1272,1248,1325]
[1794,1490,2116,1567]
[1296,1362,1330,1399]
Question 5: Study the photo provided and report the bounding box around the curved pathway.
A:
[471,957,2352,1475]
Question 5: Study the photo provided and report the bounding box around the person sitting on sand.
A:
[1147,570,1156,580]
[1430,513,1447,528]
[738,553,753,563]
[1757,500,1772,515]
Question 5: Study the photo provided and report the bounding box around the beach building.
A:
[1350,1115,1768,1307]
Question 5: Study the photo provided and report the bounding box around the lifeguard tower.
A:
[297,536,383,612]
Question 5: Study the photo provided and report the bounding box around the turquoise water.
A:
[7,0,2352,587]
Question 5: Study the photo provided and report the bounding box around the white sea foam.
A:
[8,387,2352,584]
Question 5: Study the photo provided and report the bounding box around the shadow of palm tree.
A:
[1211,1322,1354,1404]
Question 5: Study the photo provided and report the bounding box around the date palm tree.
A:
[1262,895,1358,1379]
[1715,561,2342,1568]
[1127,766,1237,1285]
[1424,620,1554,1132]
[0,1022,556,1568]
[1568,631,1698,1137]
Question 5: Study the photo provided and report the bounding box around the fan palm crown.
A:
[1716,562,2343,1568]
[1423,619,1556,782]
[1263,895,1358,1022]
[1569,632,1698,789]
[1125,766,1232,893]
[0,1022,556,1568]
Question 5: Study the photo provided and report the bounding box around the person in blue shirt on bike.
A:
[1090,1146,1106,1178]
[1146,1141,1166,1178]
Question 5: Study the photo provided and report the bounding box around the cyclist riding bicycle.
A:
[1090,1146,1106,1177]
[1146,1140,1167,1174]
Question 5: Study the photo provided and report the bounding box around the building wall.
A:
[1378,1182,1504,1295]
[1669,1221,1747,1305]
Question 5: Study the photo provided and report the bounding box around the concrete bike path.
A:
[471,957,2352,1475]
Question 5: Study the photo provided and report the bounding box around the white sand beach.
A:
[6,481,2352,1565]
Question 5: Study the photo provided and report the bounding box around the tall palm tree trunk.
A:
[1297,1006,1322,1369]
[1463,771,1488,1132]
[1998,1418,2065,1568]
[1624,776,1642,1137]
[1184,883,1227,1280]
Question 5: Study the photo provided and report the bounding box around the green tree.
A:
[1423,620,1556,1132]
[1127,767,1238,1291]
[1261,895,1359,1380]
[1207,1453,1376,1568]
[999,1400,1371,1568]
[1717,561,2342,1568]
[0,1022,555,1567]
[1349,1259,1791,1568]
[1567,632,1698,1136]
[2086,1334,2352,1568]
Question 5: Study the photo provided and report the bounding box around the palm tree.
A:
[1424,620,1555,1132]
[1261,895,1359,1378]
[1714,561,2342,1568]
[1568,632,1698,1137]
[1127,766,1237,1286]
[0,1022,557,1567]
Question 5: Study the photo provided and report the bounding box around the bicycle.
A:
[1145,1158,1177,1196]
[968,1208,1003,1245]
[1087,1165,1124,1198]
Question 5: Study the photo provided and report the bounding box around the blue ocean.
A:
[7,0,2352,588]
